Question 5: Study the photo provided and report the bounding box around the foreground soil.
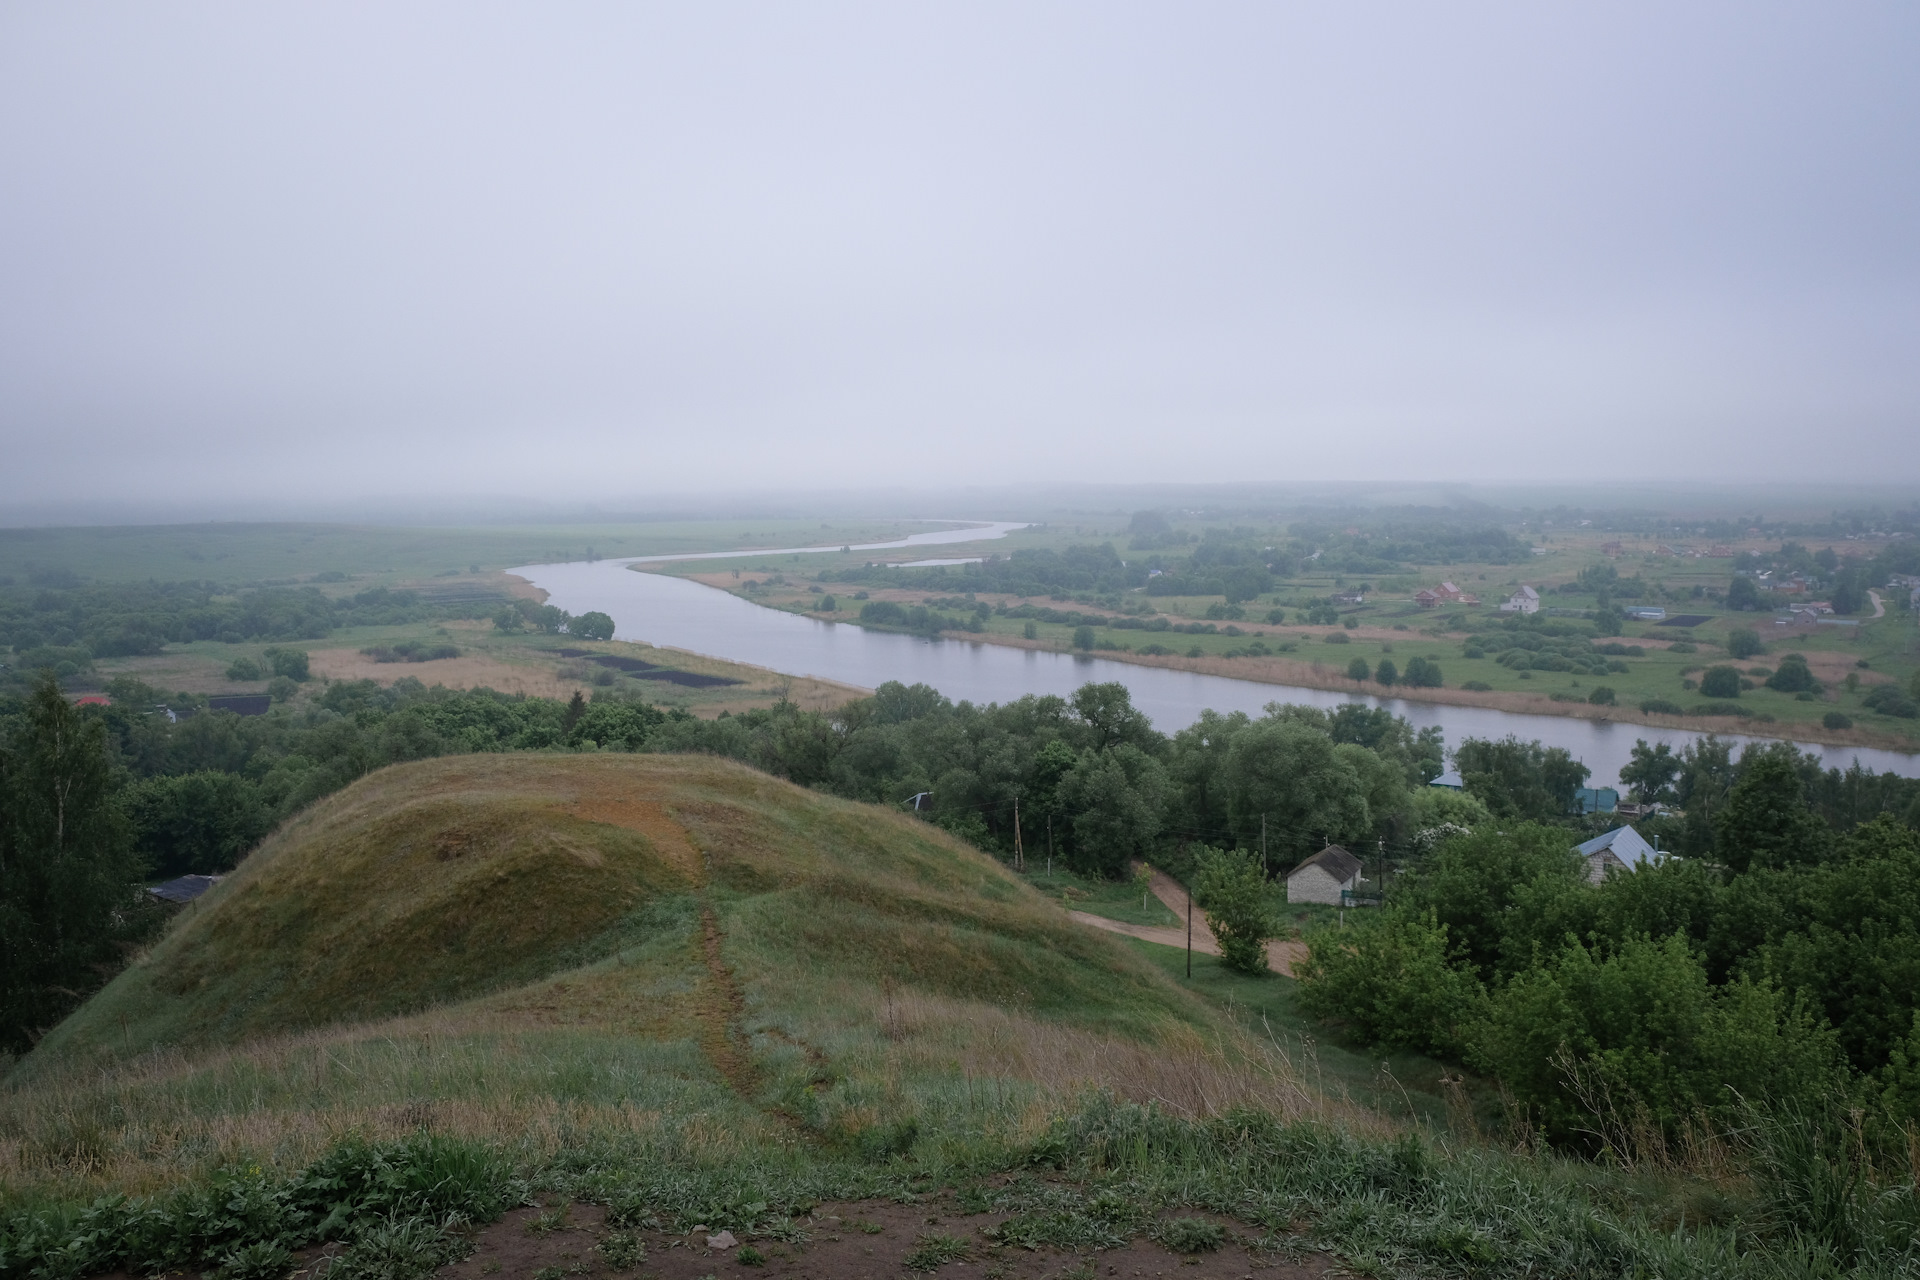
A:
[436,1193,1334,1280]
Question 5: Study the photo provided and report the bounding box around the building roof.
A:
[1289,844,1362,884]
[1574,826,1656,869]
[1510,585,1539,601]
[1429,769,1464,788]
[147,874,223,904]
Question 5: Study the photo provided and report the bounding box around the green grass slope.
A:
[9,753,1309,1201]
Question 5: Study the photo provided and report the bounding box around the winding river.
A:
[513,523,1920,787]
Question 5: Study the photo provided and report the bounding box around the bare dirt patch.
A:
[436,1195,1333,1280]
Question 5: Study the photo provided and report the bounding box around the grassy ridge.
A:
[9,754,1312,1205]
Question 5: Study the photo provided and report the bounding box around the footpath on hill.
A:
[1069,870,1309,977]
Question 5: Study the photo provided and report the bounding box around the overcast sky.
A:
[2,3,1916,511]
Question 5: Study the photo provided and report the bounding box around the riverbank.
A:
[679,556,1920,752]
[943,629,1919,753]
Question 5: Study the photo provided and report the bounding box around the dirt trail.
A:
[1870,589,1887,618]
[696,907,759,1095]
[1067,870,1307,977]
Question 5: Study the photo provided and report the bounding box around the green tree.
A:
[1726,628,1765,659]
[0,674,154,1051]
[1765,653,1815,693]
[1727,576,1762,611]
[262,647,310,681]
[1453,736,1590,820]
[1057,744,1166,877]
[1072,625,1095,650]
[1191,845,1274,974]
[1717,747,1830,874]
[1374,658,1398,686]
[1620,739,1680,806]
[571,610,616,641]
[1403,655,1443,687]
[122,770,271,877]
[1346,657,1371,681]
[1222,718,1373,858]
[1699,666,1741,699]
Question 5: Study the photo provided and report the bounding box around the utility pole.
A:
[1013,795,1023,872]
[1047,814,1053,877]
[1261,814,1268,876]
[1186,885,1193,978]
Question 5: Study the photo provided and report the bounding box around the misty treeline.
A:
[820,519,1534,609]
[0,576,507,687]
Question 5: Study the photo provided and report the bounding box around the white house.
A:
[1574,826,1657,884]
[1286,845,1364,905]
[1500,585,1541,615]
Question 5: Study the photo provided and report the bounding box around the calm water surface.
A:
[513,523,1920,787]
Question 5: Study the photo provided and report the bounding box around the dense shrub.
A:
[1699,666,1741,699]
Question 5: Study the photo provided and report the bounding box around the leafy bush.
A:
[1824,711,1854,730]
[1766,653,1816,693]
[1346,657,1370,681]
[225,656,264,681]
[1587,686,1616,706]
[1698,666,1741,699]
[1475,933,1843,1146]
[262,647,310,681]
[1296,911,1485,1057]
[1191,845,1273,974]
[1639,698,1684,715]
[1403,655,1443,687]
[1374,658,1398,686]
[1726,627,1765,659]
[1864,684,1919,718]
[1462,680,1492,691]
[1325,631,1350,644]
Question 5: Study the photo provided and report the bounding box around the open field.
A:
[0,519,960,589]
[84,616,867,719]
[666,526,1920,751]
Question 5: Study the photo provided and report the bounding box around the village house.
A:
[1414,581,1480,608]
[1285,845,1365,905]
[1601,541,1625,557]
[1575,827,1656,884]
[1499,585,1540,614]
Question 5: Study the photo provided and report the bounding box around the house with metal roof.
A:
[147,874,223,904]
[1286,845,1364,905]
[1500,585,1540,614]
[1574,827,1656,884]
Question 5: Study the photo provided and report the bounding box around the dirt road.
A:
[1067,869,1308,977]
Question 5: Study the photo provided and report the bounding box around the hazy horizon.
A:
[4,3,1918,509]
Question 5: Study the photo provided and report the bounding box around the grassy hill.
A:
[9,753,1315,1202]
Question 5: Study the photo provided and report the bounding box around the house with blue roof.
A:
[1575,826,1657,884]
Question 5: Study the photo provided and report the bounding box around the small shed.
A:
[1574,827,1656,884]
[1286,845,1364,906]
[1574,786,1619,815]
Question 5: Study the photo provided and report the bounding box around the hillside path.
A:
[1870,589,1887,618]
[1068,869,1308,977]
